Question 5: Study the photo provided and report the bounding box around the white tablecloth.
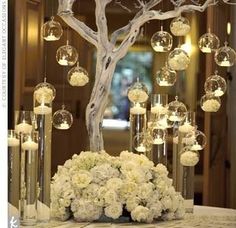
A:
[22,206,236,228]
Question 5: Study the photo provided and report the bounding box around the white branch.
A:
[58,0,98,47]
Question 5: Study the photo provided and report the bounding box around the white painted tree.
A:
[57,0,222,151]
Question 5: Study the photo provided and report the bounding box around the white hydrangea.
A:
[170,21,190,36]
[201,99,221,112]
[104,202,123,219]
[34,87,54,104]
[180,151,199,166]
[128,89,148,103]
[168,51,190,71]
[69,72,89,87]
[51,150,185,223]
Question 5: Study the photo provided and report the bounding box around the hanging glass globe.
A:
[127,79,149,103]
[41,16,63,41]
[170,16,190,36]
[204,71,227,97]
[214,41,236,67]
[198,29,220,53]
[152,128,166,145]
[52,105,73,130]
[167,96,187,122]
[56,40,78,66]
[167,48,190,71]
[156,62,177,86]
[200,93,221,112]
[183,128,207,151]
[151,26,173,52]
[180,147,199,167]
[156,114,174,129]
[34,78,56,103]
[67,62,89,87]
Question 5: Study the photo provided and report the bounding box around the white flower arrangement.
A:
[34,87,54,104]
[51,150,185,223]
[128,89,149,103]
[180,151,199,166]
[69,72,89,87]
[201,99,221,112]
[170,21,190,36]
[168,52,190,71]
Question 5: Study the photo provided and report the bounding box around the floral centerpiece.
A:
[51,151,185,223]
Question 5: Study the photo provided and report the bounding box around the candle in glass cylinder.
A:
[22,138,38,151]
[15,121,32,134]
[136,143,146,153]
[8,136,20,147]
[34,103,52,115]
[130,103,146,115]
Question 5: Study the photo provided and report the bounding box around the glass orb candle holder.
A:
[41,16,63,41]
[167,96,187,122]
[56,40,78,66]
[200,93,221,112]
[151,26,173,52]
[52,105,73,130]
[198,30,220,53]
[168,48,190,71]
[214,42,236,67]
[133,132,152,153]
[204,71,227,97]
[180,147,199,167]
[170,16,190,36]
[127,79,149,103]
[184,128,207,151]
[67,62,89,87]
[33,78,56,115]
[157,114,174,129]
[156,63,177,86]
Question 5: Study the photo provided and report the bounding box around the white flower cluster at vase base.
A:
[201,99,221,112]
[51,150,185,223]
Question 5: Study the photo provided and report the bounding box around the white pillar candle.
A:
[22,139,38,151]
[136,144,146,153]
[34,104,52,115]
[179,122,194,133]
[153,137,164,145]
[15,122,32,134]
[130,103,146,115]
[8,137,20,147]
[151,104,167,115]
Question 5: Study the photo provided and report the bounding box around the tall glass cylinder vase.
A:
[130,102,147,153]
[8,130,20,227]
[35,112,52,222]
[20,131,38,226]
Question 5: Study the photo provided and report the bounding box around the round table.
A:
[24,206,236,228]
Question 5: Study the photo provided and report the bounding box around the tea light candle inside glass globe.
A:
[127,79,149,103]
[67,62,89,87]
[170,16,190,36]
[204,71,227,97]
[151,26,173,52]
[52,105,73,130]
[156,63,177,86]
[133,133,146,153]
[214,42,236,67]
[41,16,63,41]
[56,40,78,66]
[167,96,187,122]
[167,48,190,71]
[198,29,220,53]
[200,93,221,112]
[157,115,174,129]
[151,94,168,115]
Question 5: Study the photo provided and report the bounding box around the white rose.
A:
[161,196,172,210]
[104,190,118,205]
[104,202,123,219]
[34,87,54,104]
[202,99,220,112]
[71,170,92,189]
[180,151,199,166]
[131,206,153,223]
[126,197,141,212]
[137,183,154,200]
[106,178,123,191]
